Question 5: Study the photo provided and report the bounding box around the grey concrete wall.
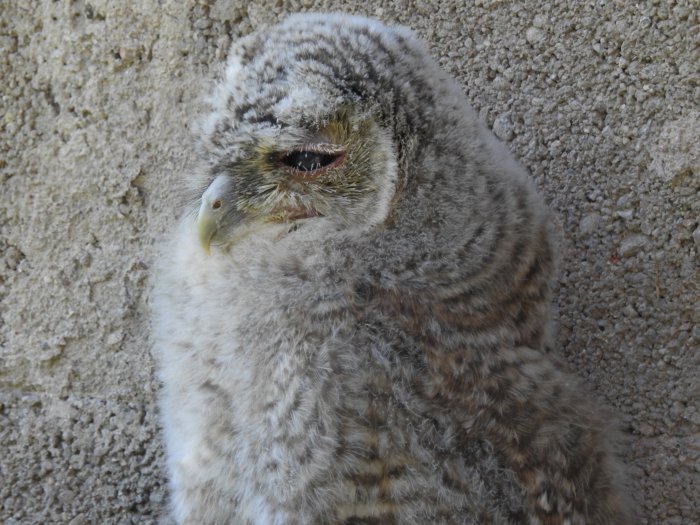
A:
[1,1,697,523]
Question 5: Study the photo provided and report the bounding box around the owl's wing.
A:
[426,343,634,525]
[374,288,634,525]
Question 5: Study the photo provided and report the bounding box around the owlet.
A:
[153,13,634,525]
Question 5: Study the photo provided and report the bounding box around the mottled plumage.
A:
[153,13,633,525]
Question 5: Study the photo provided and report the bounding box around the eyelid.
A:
[289,142,344,155]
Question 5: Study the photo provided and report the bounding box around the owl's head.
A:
[191,13,484,253]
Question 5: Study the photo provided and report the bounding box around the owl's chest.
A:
[162,274,526,522]
[163,235,478,519]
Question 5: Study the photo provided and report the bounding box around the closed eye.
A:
[280,149,344,174]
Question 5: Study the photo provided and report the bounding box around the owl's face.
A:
[193,14,450,254]
[196,104,397,253]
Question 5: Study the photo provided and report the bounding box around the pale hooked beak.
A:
[197,175,231,255]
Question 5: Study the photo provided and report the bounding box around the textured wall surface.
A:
[1,1,698,524]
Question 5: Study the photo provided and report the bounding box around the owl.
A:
[153,13,633,525]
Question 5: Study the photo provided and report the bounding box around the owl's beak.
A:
[197,175,231,255]
[197,209,217,255]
